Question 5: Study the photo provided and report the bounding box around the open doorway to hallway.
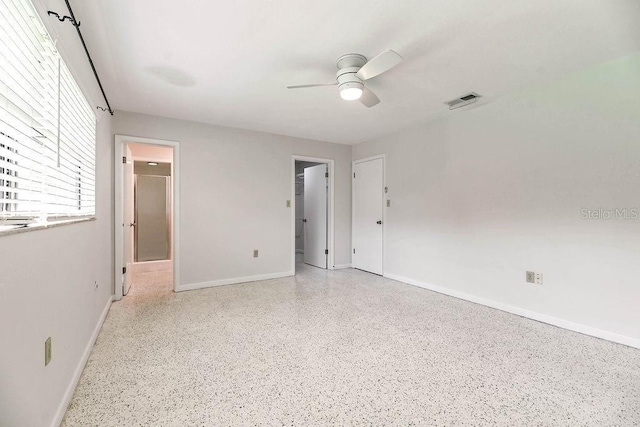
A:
[124,143,174,296]
[115,135,181,301]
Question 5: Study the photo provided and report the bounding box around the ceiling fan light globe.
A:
[339,82,364,100]
[340,87,363,100]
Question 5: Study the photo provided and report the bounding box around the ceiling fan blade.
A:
[360,87,380,108]
[356,49,403,81]
[287,83,337,89]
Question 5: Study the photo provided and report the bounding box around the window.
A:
[0,0,96,226]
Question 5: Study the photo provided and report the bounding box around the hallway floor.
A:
[62,265,640,426]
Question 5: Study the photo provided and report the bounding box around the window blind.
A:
[0,0,96,223]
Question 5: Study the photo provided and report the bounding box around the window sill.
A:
[0,217,96,237]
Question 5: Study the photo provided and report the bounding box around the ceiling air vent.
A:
[445,92,482,110]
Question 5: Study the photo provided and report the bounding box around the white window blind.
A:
[0,0,96,223]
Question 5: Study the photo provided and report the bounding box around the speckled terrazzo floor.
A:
[62,265,640,426]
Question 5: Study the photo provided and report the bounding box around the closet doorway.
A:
[291,156,335,272]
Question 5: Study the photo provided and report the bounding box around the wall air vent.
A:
[445,92,482,110]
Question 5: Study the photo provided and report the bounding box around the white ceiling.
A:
[63,0,640,144]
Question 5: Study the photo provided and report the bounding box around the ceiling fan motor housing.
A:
[337,67,364,92]
[336,54,367,94]
[336,53,367,69]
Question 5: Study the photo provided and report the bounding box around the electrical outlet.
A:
[526,271,543,285]
[253,249,259,258]
[535,273,543,285]
[286,200,291,207]
[526,271,535,283]
[45,337,52,366]
[386,199,391,207]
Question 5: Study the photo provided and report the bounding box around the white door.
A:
[123,146,134,295]
[353,158,384,275]
[304,164,328,269]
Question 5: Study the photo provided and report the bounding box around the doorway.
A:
[296,161,327,268]
[114,135,181,300]
[291,156,335,273]
[352,155,385,275]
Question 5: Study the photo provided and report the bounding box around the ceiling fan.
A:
[287,49,403,108]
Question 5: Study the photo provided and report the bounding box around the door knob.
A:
[376,220,382,224]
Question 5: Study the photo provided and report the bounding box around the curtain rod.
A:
[48,0,114,115]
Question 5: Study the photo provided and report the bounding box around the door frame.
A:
[114,135,181,300]
[291,155,335,271]
[352,154,386,275]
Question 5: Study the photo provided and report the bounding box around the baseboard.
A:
[333,264,352,270]
[131,260,172,273]
[176,271,294,292]
[384,272,640,350]
[51,295,113,427]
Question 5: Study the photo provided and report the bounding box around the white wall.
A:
[113,112,352,287]
[0,1,115,426]
[353,54,640,346]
